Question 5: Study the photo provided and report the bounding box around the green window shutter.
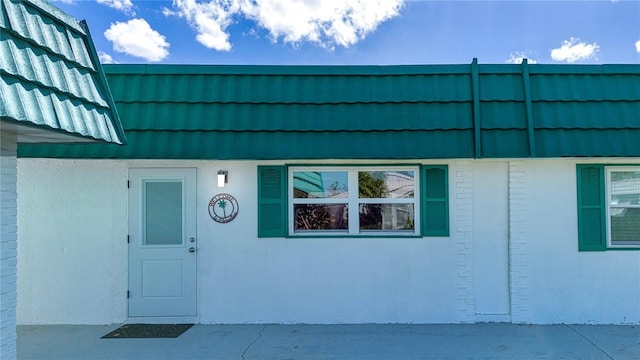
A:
[258,166,287,238]
[422,165,449,236]
[576,164,606,251]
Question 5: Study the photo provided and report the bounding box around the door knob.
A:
[189,237,195,243]
[188,247,196,253]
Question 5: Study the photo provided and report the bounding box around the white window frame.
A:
[288,166,420,236]
[605,166,640,248]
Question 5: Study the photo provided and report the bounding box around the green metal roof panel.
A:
[0,0,125,144]
[1,35,107,106]
[1,75,121,141]
[533,102,640,129]
[105,71,473,104]
[536,129,640,157]
[19,130,474,159]
[478,73,525,101]
[479,102,527,129]
[18,62,640,160]
[530,74,640,101]
[118,102,473,132]
[481,129,530,158]
[3,0,90,68]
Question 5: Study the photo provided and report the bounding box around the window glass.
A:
[607,168,640,248]
[610,208,640,245]
[144,181,182,245]
[358,171,414,199]
[359,203,415,230]
[293,171,348,199]
[610,171,640,206]
[294,204,348,231]
[290,167,420,236]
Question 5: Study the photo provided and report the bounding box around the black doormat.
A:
[102,324,194,339]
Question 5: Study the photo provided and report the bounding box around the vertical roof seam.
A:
[521,59,536,157]
[470,58,482,159]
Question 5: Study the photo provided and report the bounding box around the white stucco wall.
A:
[16,158,640,325]
[516,160,640,324]
[17,159,128,324]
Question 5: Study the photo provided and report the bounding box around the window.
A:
[577,164,640,251]
[258,165,448,238]
[291,168,418,235]
[606,167,640,248]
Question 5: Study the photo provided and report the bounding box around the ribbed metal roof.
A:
[18,61,640,159]
[1,0,126,144]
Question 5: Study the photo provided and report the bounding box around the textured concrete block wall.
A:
[1,129,18,360]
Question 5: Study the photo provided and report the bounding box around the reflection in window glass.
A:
[290,167,420,236]
[610,171,640,206]
[359,204,414,231]
[611,208,640,245]
[293,171,348,199]
[294,204,348,231]
[608,169,640,248]
[358,171,414,199]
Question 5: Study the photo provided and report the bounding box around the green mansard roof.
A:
[18,60,640,159]
[1,0,126,144]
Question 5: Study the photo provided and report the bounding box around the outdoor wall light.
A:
[217,170,228,187]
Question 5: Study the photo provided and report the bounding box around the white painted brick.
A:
[454,161,475,323]
[508,161,528,323]
[1,129,18,360]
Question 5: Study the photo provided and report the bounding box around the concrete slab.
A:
[18,323,640,360]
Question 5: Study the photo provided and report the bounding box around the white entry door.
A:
[128,168,197,319]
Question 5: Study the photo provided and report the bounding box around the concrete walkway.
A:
[18,323,640,360]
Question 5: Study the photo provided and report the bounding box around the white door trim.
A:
[128,167,198,322]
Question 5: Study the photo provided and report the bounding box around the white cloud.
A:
[164,0,239,51]
[635,40,640,53]
[165,0,404,51]
[550,37,599,63]
[104,18,170,62]
[97,0,135,15]
[505,52,537,64]
[98,51,118,64]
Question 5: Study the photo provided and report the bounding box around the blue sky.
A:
[54,0,640,65]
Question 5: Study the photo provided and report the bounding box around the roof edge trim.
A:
[103,63,640,76]
[1,117,124,145]
[80,20,127,145]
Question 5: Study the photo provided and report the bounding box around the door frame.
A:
[127,167,198,323]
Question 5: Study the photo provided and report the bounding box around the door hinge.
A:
[127,290,130,299]
[127,235,130,244]
[127,180,130,188]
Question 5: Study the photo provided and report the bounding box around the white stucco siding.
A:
[200,237,458,324]
[519,160,640,324]
[196,161,460,324]
[16,158,640,325]
[472,161,510,321]
[17,159,129,324]
[18,159,462,324]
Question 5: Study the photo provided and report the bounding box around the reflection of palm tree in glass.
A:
[218,199,227,217]
[295,204,348,230]
[296,205,331,229]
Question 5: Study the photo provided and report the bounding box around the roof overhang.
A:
[0,0,126,145]
[1,120,107,143]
